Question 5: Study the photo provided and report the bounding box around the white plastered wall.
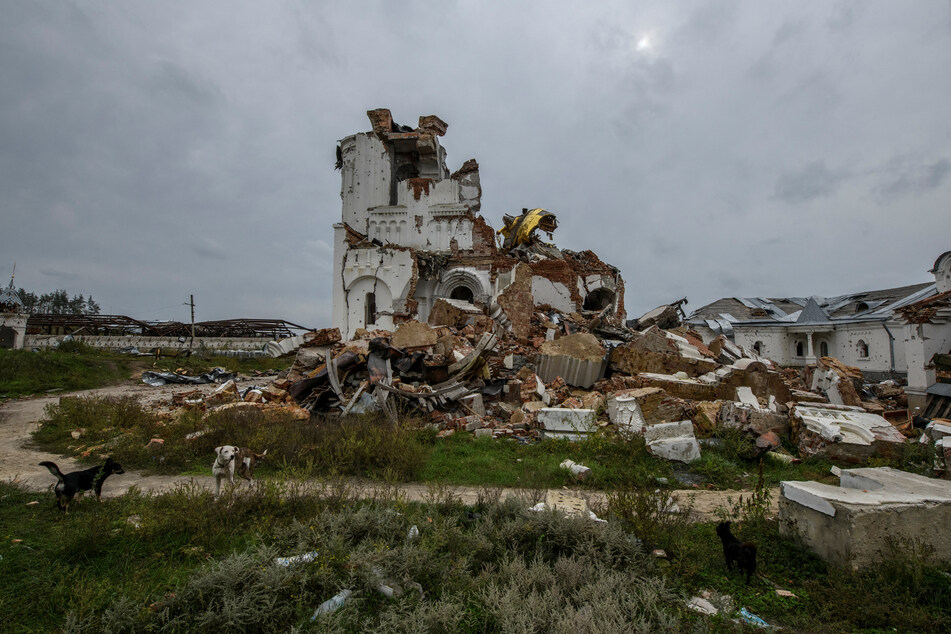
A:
[338,247,415,340]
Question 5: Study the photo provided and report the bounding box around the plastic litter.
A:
[141,367,235,386]
[407,525,419,540]
[738,607,770,628]
[274,551,319,567]
[311,589,352,619]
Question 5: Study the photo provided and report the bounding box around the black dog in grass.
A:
[716,521,757,584]
[39,458,124,513]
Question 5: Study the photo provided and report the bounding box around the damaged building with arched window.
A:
[330,109,625,342]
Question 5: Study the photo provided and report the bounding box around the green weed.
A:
[0,348,129,397]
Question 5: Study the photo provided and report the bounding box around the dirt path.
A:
[0,382,778,520]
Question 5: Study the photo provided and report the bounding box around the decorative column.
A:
[807,331,816,363]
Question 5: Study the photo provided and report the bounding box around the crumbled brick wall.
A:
[496,262,533,343]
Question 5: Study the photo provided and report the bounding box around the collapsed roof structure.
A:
[687,250,951,413]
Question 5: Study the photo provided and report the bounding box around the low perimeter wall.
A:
[25,335,270,356]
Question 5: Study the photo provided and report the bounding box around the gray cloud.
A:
[773,162,852,204]
[1,0,950,326]
[192,239,229,261]
[875,157,951,199]
[39,268,81,282]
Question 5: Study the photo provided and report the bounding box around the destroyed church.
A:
[330,109,625,342]
[221,109,951,567]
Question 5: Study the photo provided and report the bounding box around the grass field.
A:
[3,477,948,633]
[7,354,951,631]
[32,395,935,492]
[0,344,289,398]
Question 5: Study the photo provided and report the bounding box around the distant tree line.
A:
[17,289,101,315]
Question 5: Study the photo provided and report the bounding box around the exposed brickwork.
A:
[496,262,533,342]
[406,178,433,201]
[366,108,393,136]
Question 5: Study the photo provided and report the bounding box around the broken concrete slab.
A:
[460,393,485,416]
[736,386,760,407]
[925,420,951,442]
[609,327,717,378]
[537,407,597,441]
[427,297,483,329]
[793,404,906,462]
[390,321,438,349]
[205,379,240,407]
[779,467,951,568]
[643,420,701,463]
[266,328,341,358]
[605,386,689,430]
[721,401,790,437]
[535,333,607,389]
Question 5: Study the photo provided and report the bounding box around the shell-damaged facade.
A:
[330,109,625,341]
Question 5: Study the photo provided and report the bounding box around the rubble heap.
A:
[151,110,944,473]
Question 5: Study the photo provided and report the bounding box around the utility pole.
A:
[189,294,195,350]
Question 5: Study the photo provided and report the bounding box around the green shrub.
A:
[606,485,694,554]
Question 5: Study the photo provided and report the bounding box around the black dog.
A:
[39,458,125,513]
[716,521,757,584]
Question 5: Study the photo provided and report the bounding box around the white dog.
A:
[212,445,237,496]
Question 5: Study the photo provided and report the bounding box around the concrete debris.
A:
[560,459,591,481]
[643,421,701,463]
[536,333,607,388]
[721,401,790,438]
[266,327,341,358]
[686,597,718,616]
[205,380,240,407]
[793,404,906,462]
[138,109,929,468]
[780,467,951,568]
[538,408,597,441]
[630,299,687,331]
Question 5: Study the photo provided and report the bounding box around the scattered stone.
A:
[560,459,591,481]
[644,420,701,463]
[686,597,718,615]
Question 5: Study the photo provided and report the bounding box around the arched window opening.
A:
[449,286,475,303]
[820,341,829,357]
[365,292,376,327]
[857,340,869,359]
[753,341,763,355]
[854,301,869,314]
[796,340,805,357]
[583,288,615,311]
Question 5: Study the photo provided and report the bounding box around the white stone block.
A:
[606,395,647,437]
[643,420,694,442]
[644,421,701,463]
[537,408,597,433]
[736,386,760,407]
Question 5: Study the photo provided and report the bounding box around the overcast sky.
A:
[2,1,950,328]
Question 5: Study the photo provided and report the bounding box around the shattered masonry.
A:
[330,108,625,342]
[151,110,951,565]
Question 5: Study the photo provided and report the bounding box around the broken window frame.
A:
[857,339,869,359]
